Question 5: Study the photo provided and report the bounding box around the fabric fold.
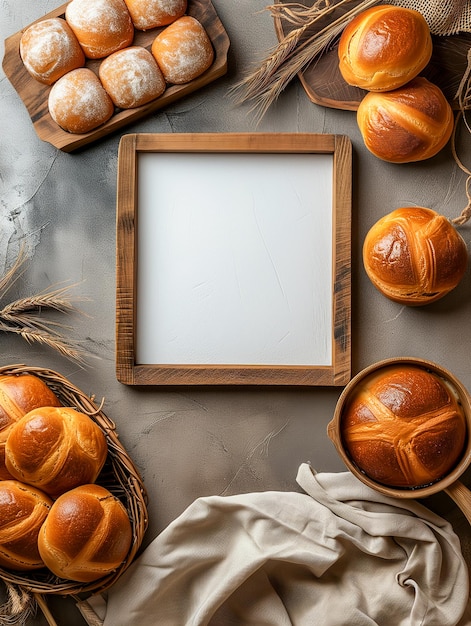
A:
[90,463,469,626]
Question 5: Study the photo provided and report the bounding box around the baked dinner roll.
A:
[357,77,454,163]
[65,0,134,59]
[0,373,61,481]
[5,406,108,498]
[338,5,432,91]
[123,0,187,30]
[20,17,85,85]
[363,206,468,305]
[341,364,467,488]
[38,484,132,582]
[99,46,166,108]
[0,480,52,571]
[151,16,214,84]
[48,67,115,134]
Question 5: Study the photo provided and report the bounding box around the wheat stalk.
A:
[230,0,380,121]
[0,247,89,364]
[0,246,28,297]
[1,283,83,318]
[0,323,87,365]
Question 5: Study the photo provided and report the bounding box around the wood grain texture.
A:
[274,0,471,111]
[115,132,352,386]
[2,0,230,151]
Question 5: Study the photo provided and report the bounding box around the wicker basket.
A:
[0,363,149,600]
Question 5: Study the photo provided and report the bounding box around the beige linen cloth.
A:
[79,463,471,626]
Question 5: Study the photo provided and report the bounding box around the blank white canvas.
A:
[136,152,333,366]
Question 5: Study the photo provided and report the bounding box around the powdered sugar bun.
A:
[20,17,85,85]
[65,0,134,59]
[151,16,214,84]
[123,0,187,30]
[99,46,166,108]
[48,68,115,134]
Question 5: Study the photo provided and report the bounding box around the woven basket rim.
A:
[0,363,149,596]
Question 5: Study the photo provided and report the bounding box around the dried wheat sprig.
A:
[0,582,36,626]
[0,248,90,364]
[230,0,346,103]
[0,314,73,335]
[451,48,471,225]
[0,282,86,318]
[267,1,336,26]
[0,246,28,297]
[230,0,380,121]
[0,323,86,364]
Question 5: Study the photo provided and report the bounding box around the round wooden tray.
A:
[274,0,471,111]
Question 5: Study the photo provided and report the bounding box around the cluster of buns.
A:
[363,206,468,305]
[0,372,132,583]
[20,0,214,134]
[338,5,453,163]
[341,364,467,488]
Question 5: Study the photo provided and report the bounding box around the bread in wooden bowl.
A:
[151,15,214,84]
[123,0,187,30]
[19,17,85,85]
[338,5,432,92]
[65,0,134,59]
[363,206,468,305]
[99,46,166,108]
[0,373,61,480]
[356,77,454,163]
[5,406,108,498]
[0,480,52,571]
[340,364,467,488]
[48,67,115,134]
[38,484,132,582]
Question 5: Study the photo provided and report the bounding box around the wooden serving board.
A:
[274,0,470,111]
[2,0,230,152]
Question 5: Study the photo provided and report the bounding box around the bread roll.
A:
[99,46,166,108]
[0,480,52,571]
[65,0,134,59]
[338,5,432,91]
[341,364,467,488]
[38,484,132,582]
[151,16,214,84]
[5,406,108,498]
[363,206,468,305]
[0,373,61,481]
[356,77,454,163]
[123,0,187,30]
[48,67,115,134]
[20,17,85,85]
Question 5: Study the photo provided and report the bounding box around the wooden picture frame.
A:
[116,133,352,386]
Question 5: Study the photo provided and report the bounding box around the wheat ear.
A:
[230,0,380,120]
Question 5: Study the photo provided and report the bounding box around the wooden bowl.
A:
[328,357,471,522]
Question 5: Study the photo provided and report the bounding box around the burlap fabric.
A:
[390,0,471,35]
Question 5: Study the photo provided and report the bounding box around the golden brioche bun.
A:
[20,17,85,85]
[5,406,108,498]
[99,46,166,108]
[151,15,214,84]
[338,5,432,91]
[363,206,468,305]
[0,373,61,480]
[341,364,467,488]
[123,0,187,30]
[357,77,454,163]
[0,480,52,571]
[48,67,115,134]
[65,0,134,59]
[38,484,132,582]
